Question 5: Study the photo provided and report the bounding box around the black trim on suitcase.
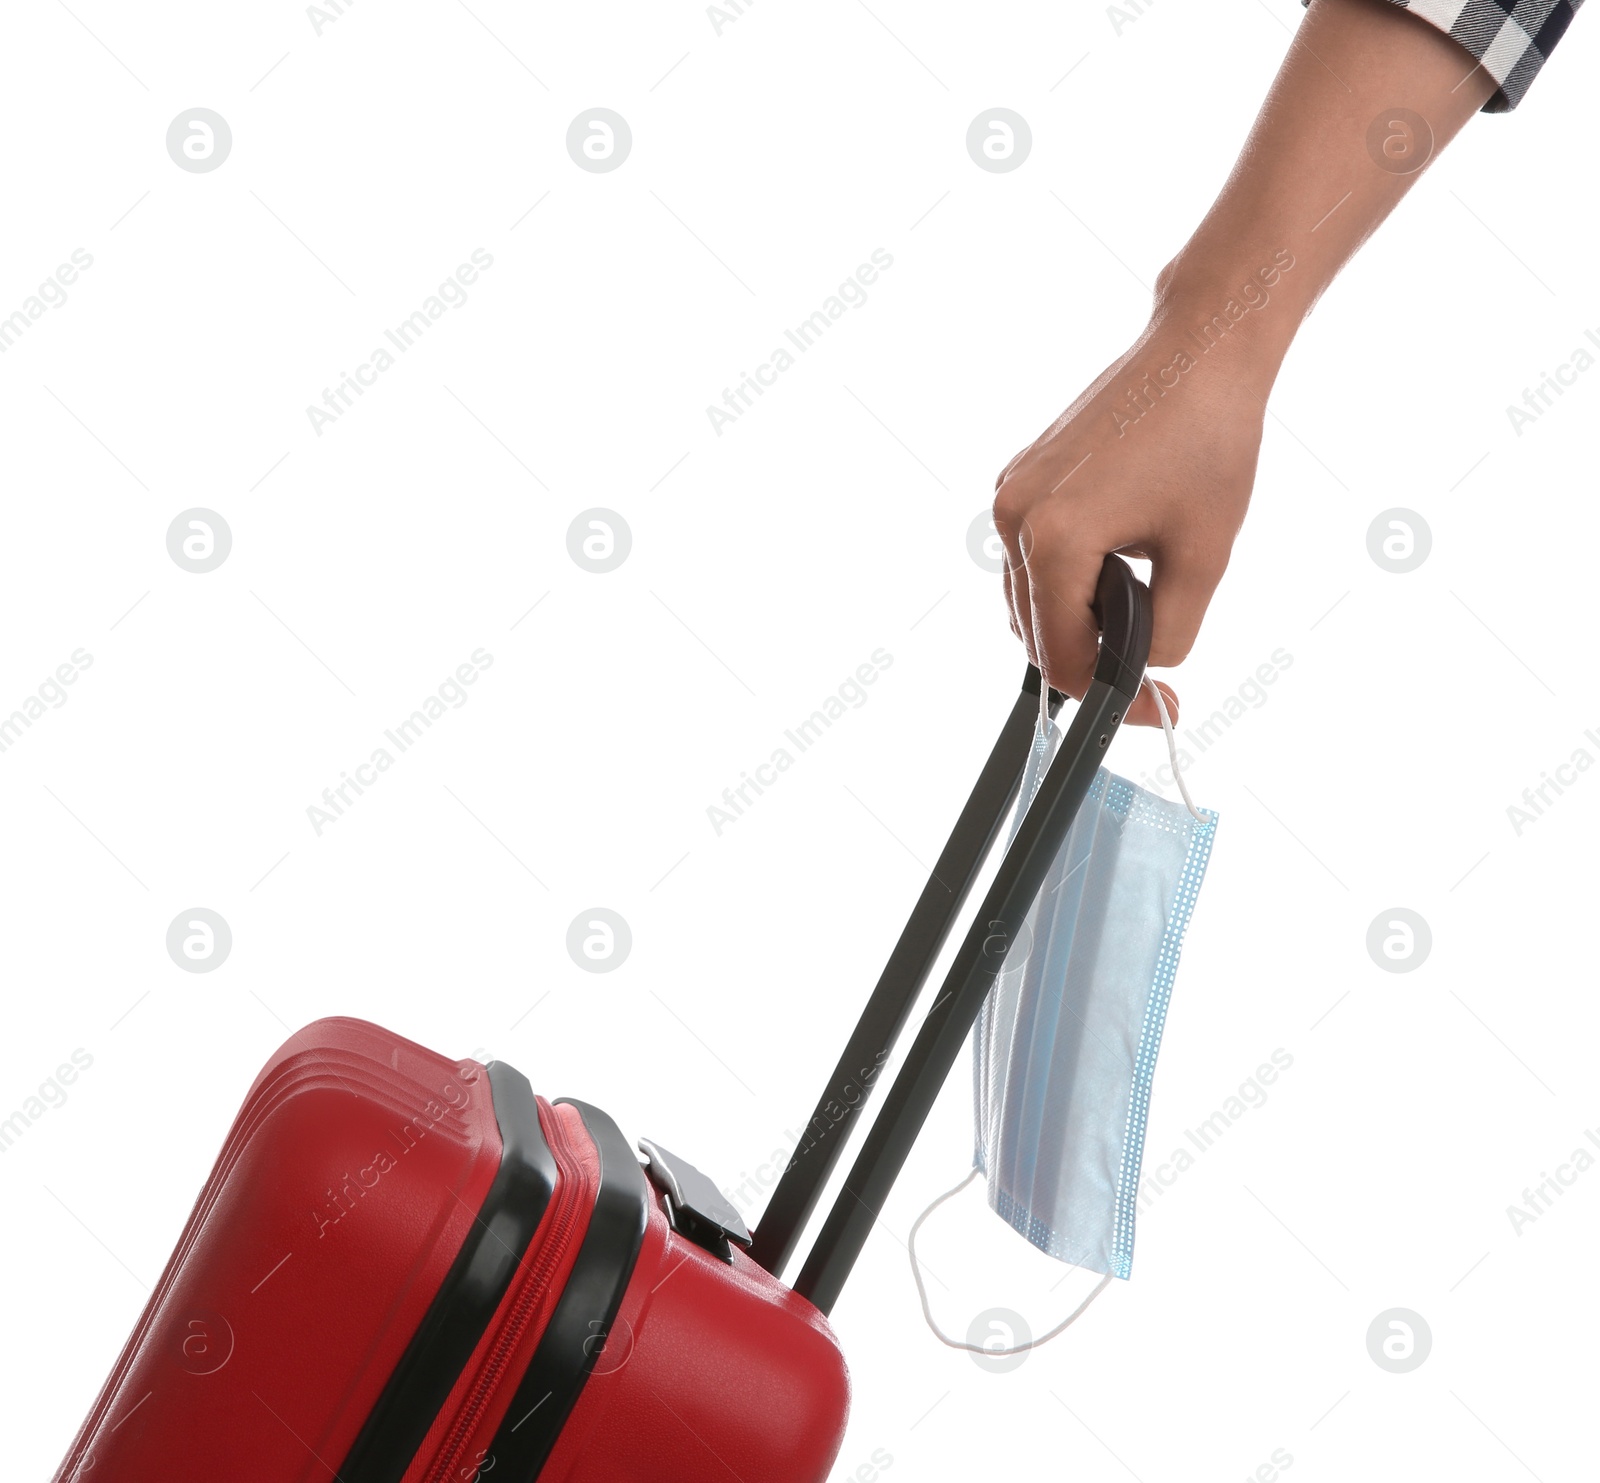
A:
[339,1061,558,1483]
[485,1098,651,1479]
[793,555,1155,1315]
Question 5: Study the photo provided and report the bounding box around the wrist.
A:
[1149,246,1308,392]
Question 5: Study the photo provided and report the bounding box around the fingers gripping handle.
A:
[1032,553,1152,711]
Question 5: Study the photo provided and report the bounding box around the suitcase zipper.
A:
[419,1103,590,1483]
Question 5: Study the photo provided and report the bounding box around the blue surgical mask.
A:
[912,680,1217,1349]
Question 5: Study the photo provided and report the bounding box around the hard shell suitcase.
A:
[52,557,1154,1483]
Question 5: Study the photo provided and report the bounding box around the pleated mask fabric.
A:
[971,704,1218,1281]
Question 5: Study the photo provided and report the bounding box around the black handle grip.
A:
[789,555,1153,1314]
[1091,553,1154,701]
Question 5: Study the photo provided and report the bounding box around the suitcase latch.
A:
[638,1139,752,1264]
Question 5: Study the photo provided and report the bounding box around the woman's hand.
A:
[994,281,1280,726]
[994,0,1496,725]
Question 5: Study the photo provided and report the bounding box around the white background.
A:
[3,1,1597,1478]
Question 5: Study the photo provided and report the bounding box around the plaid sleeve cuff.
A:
[1303,0,1583,110]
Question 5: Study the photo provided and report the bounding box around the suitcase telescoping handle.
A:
[745,668,1059,1278]
[751,555,1153,1315]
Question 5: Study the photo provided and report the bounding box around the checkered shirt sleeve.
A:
[1308,0,1583,110]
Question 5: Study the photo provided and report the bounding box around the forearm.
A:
[1151,0,1496,391]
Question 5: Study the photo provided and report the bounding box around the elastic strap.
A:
[1040,672,1204,823]
[907,1169,1113,1355]
[1144,675,1207,823]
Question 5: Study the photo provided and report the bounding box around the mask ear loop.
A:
[1144,674,1208,824]
[907,1169,1113,1355]
[1045,673,1206,823]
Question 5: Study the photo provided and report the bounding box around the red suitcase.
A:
[52,559,1152,1483]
